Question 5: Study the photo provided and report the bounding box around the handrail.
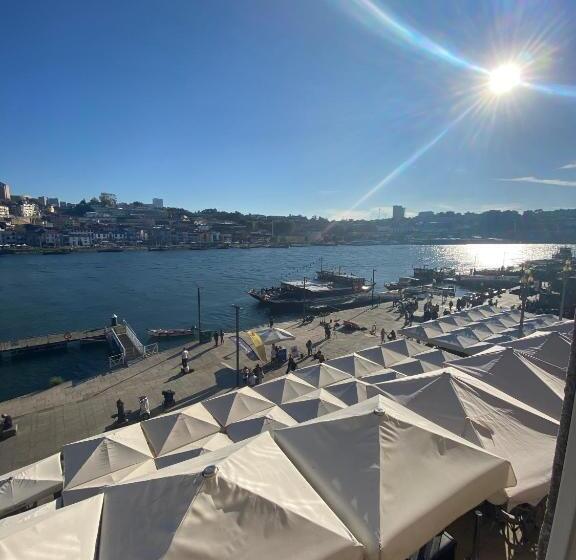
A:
[143,343,158,358]
[105,326,126,361]
[122,320,145,355]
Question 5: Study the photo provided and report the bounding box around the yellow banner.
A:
[247,330,267,363]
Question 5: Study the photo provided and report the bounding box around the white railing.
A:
[122,320,145,355]
[109,353,125,369]
[144,343,158,358]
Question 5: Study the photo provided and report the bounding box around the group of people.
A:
[213,329,224,347]
[242,363,264,387]
[379,328,397,343]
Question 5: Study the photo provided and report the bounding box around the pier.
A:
[0,328,107,357]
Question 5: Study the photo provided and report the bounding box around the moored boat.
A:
[147,328,196,338]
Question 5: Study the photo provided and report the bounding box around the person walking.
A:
[116,399,126,424]
[306,339,313,357]
[213,331,219,347]
[380,328,387,345]
[269,316,274,328]
[219,329,224,345]
[286,355,297,374]
[241,366,250,386]
[254,363,264,385]
[247,370,257,387]
[181,348,189,370]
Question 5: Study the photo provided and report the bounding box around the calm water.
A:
[0,243,570,401]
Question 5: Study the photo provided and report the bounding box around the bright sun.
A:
[489,64,522,95]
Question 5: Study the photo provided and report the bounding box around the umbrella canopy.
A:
[356,339,424,368]
[376,368,559,508]
[274,395,515,560]
[324,353,383,378]
[503,331,571,371]
[63,424,153,490]
[155,433,233,469]
[0,453,62,517]
[99,433,363,560]
[294,363,351,388]
[0,498,61,532]
[226,406,297,442]
[63,458,157,505]
[358,369,405,385]
[411,348,457,368]
[324,378,371,406]
[254,327,296,345]
[449,347,565,420]
[388,357,435,376]
[399,323,444,342]
[281,389,347,423]
[537,320,573,335]
[436,315,472,331]
[253,373,315,405]
[0,494,103,560]
[142,403,221,457]
[203,387,274,427]
[428,327,482,354]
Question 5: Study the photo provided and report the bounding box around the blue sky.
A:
[1,0,575,218]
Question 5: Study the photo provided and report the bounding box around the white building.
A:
[152,198,164,208]
[19,202,37,217]
[66,231,93,247]
[0,205,9,218]
[0,182,10,201]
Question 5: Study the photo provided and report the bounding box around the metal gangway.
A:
[105,320,158,369]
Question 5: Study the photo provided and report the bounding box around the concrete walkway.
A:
[0,292,518,474]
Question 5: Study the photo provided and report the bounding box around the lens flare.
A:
[489,64,522,95]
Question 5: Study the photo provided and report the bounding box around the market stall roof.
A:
[503,331,571,371]
[537,319,573,335]
[293,363,351,388]
[324,378,371,406]
[99,433,363,560]
[281,389,347,423]
[155,433,233,470]
[399,323,445,342]
[203,387,275,427]
[142,402,221,457]
[356,339,424,367]
[427,327,483,354]
[358,369,405,385]
[63,459,157,505]
[0,453,62,517]
[411,348,458,368]
[0,494,103,560]
[324,353,383,378]
[388,357,438,376]
[376,368,559,508]
[448,347,565,420]
[0,498,61,533]
[253,373,315,405]
[226,406,297,442]
[436,315,472,331]
[62,424,153,490]
[274,395,515,560]
[253,327,296,344]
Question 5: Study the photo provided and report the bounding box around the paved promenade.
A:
[0,292,518,474]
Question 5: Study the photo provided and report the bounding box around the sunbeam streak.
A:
[348,0,487,74]
[523,81,576,99]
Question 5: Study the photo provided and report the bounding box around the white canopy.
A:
[324,378,371,406]
[376,368,559,508]
[449,347,565,420]
[503,331,570,371]
[142,403,220,456]
[356,339,424,367]
[436,315,471,331]
[0,498,61,533]
[63,459,157,505]
[358,369,405,384]
[62,423,153,490]
[294,363,351,388]
[0,494,103,560]
[324,353,383,378]
[253,373,315,404]
[254,327,296,344]
[537,319,573,335]
[0,453,62,516]
[428,327,483,354]
[155,433,233,469]
[388,357,437,376]
[226,406,297,442]
[281,389,347,423]
[411,348,457,368]
[99,433,363,560]
[203,387,274,427]
[274,395,515,560]
[399,323,444,341]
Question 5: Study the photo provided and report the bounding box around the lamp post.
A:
[232,305,241,387]
[371,268,376,308]
[197,286,202,340]
[302,277,307,322]
[519,268,533,337]
[559,260,572,320]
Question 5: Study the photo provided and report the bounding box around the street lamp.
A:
[518,267,534,337]
[232,305,241,387]
[559,259,572,320]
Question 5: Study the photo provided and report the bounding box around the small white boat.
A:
[147,328,195,338]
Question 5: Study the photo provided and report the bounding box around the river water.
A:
[0,243,571,401]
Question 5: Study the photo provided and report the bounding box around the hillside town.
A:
[1,180,575,251]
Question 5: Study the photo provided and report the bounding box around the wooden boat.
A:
[147,328,195,338]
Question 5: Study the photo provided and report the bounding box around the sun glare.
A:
[489,64,522,95]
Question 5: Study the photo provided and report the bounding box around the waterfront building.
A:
[0,182,10,201]
[0,205,9,218]
[392,205,405,220]
[37,196,48,207]
[152,198,163,208]
[46,197,59,207]
[19,202,38,218]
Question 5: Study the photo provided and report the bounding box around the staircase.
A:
[113,325,142,362]
[105,319,157,369]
